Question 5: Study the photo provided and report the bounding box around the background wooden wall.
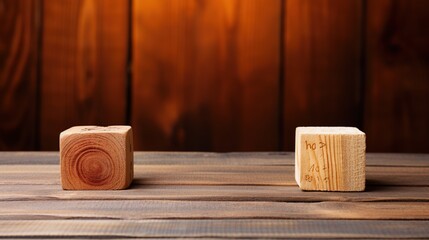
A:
[1,0,429,152]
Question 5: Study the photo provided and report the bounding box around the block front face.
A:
[296,127,365,192]
[60,126,133,190]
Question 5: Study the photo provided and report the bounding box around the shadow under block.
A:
[60,126,134,190]
[295,127,366,192]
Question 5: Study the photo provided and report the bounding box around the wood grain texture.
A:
[132,0,281,151]
[2,184,429,202]
[1,164,429,187]
[60,126,133,190]
[40,0,128,150]
[1,152,429,167]
[0,219,428,238]
[1,200,429,220]
[0,152,429,238]
[296,127,366,191]
[1,2,429,154]
[0,0,38,150]
[364,0,429,152]
[283,0,363,151]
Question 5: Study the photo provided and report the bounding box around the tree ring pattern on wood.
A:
[61,135,124,189]
[75,147,113,186]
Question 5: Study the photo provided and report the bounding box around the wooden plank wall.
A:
[132,0,280,151]
[365,0,429,152]
[0,0,38,150]
[283,0,363,150]
[0,0,428,152]
[40,0,129,149]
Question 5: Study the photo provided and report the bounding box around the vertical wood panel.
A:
[0,0,38,150]
[365,0,429,152]
[40,0,129,150]
[132,0,281,151]
[283,0,363,150]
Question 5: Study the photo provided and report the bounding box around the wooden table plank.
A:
[1,184,429,202]
[1,219,428,239]
[0,152,428,238]
[1,200,429,220]
[2,152,429,167]
[1,164,429,187]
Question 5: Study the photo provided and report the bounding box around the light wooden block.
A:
[60,126,133,190]
[295,127,365,191]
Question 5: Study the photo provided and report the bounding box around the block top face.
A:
[296,127,364,135]
[60,126,131,138]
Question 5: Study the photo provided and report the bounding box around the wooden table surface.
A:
[1,152,429,239]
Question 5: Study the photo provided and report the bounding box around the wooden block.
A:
[60,126,133,190]
[295,127,365,191]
